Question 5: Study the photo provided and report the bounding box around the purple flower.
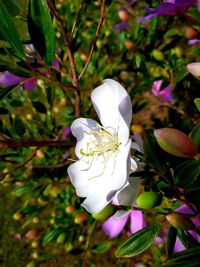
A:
[175,204,200,243]
[62,126,71,140]
[113,21,130,32]
[0,48,59,90]
[188,39,200,45]
[102,210,145,238]
[139,0,197,23]
[151,80,174,103]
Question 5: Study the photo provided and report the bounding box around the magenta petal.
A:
[53,57,59,68]
[102,214,129,238]
[175,204,194,215]
[173,237,186,253]
[159,85,174,103]
[23,78,38,90]
[130,210,146,234]
[62,126,71,140]
[0,71,26,86]
[151,80,163,95]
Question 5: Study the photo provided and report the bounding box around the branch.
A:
[78,1,106,80]
[0,139,74,148]
[47,0,81,118]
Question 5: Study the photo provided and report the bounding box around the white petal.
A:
[67,139,131,213]
[115,177,141,206]
[70,118,98,159]
[81,190,116,214]
[91,79,132,142]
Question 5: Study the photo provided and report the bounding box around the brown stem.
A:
[47,0,81,117]
[78,1,106,80]
[0,139,74,148]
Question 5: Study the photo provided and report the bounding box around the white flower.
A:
[67,79,139,214]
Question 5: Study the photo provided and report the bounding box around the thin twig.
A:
[70,0,86,41]
[0,139,74,148]
[47,0,81,117]
[78,2,106,80]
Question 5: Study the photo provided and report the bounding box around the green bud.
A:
[26,262,35,267]
[56,233,66,244]
[154,128,198,158]
[92,204,116,220]
[136,191,159,209]
[166,212,195,230]
[152,49,164,61]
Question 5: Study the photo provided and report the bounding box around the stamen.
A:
[80,123,121,179]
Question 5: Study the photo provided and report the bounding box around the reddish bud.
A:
[187,62,200,80]
[74,213,88,224]
[25,230,41,240]
[65,205,75,214]
[124,39,135,51]
[154,128,198,158]
[184,27,197,39]
[166,212,195,230]
[118,9,129,21]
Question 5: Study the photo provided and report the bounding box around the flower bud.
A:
[56,233,66,244]
[136,191,160,209]
[154,128,198,158]
[26,262,35,267]
[31,240,39,248]
[92,204,116,220]
[152,49,164,61]
[25,230,41,240]
[184,27,197,39]
[124,39,135,51]
[187,62,200,79]
[118,9,129,21]
[65,205,75,214]
[166,212,195,230]
[74,213,88,224]
[13,211,23,221]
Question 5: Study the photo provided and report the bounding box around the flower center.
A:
[80,124,121,158]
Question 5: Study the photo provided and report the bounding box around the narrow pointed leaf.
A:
[115,223,161,258]
[0,85,17,100]
[0,0,20,16]
[163,246,200,266]
[0,1,25,59]
[28,0,56,65]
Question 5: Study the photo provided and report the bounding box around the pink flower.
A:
[151,80,174,103]
[102,210,145,239]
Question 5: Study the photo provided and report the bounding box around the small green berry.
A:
[136,191,159,209]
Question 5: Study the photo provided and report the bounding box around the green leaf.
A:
[194,98,200,112]
[188,6,200,24]
[174,160,200,187]
[32,101,47,113]
[115,223,161,258]
[42,228,62,245]
[92,242,112,254]
[0,1,25,59]
[0,0,20,17]
[15,182,34,196]
[28,0,56,65]
[0,85,17,100]
[143,132,165,173]
[167,227,177,257]
[174,66,188,83]
[163,246,200,266]
[0,59,31,77]
[13,116,26,136]
[189,123,200,151]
